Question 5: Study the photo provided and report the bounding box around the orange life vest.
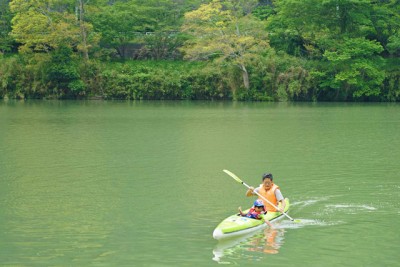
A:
[258,183,279,212]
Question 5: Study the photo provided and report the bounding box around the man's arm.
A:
[246,186,260,197]
[275,189,286,212]
[278,198,286,213]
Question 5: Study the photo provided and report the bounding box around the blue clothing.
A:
[244,208,263,220]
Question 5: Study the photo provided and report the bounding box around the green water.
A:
[0,101,399,266]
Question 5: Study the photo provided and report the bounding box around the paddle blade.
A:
[223,169,243,184]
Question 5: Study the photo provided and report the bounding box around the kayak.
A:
[212,198,290,240]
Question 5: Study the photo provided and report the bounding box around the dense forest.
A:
[0,0,399,101]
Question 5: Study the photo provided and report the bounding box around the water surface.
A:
[0,101,399,266]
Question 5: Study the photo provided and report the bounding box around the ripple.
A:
[325,204,377,211]
[291,196,334,207]
[273,218,338,229]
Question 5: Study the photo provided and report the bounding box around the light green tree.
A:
[9,0,99,58]
[181,0,270,89]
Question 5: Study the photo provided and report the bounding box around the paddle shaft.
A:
[242,181,294,221]
[223,169,294,221]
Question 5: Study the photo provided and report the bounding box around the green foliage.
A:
[252,4,275,21]
[9,0,99,56]
[387,34,400,56]
[368,0,400,56]
[1,0,399,101]
[266,0,399,101]
[0,53,50,99]
[140,32,188,60]
[0,55,22,97]
[320,38,385,100]
[0,0,14,53]
[87,0,205,59]
[99,61,230,100]
[380,58,400,101]
[1,56,231,101]
[240,51,313,101]
[46,46,86,98]
[266,0,397,57]
[0,45,89,99]
[181,0,269,89]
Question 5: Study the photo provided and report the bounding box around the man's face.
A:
[263,178,273,190]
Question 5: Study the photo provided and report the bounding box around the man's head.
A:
[262,173,273,190]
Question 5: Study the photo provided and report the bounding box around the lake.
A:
[0,100,399,266]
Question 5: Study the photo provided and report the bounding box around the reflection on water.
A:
[212,227,286,263]
[247,228,284,254]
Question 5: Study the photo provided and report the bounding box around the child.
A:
[238,199,273,227]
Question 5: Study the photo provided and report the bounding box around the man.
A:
[246,173,286,213]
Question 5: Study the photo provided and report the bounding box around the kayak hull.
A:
[213,198,290,240]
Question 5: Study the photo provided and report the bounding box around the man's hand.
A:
[246,187,255,197]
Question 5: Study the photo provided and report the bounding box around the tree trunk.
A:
[78,0,89,60]
[240,64,250,89]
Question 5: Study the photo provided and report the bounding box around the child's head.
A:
[253,200,264,211]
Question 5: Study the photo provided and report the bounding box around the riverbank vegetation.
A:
[0,0,399,101]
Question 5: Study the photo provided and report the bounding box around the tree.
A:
[0,0,14,53]
[46,45,85,97]
[181,0,270,89]
[369,0,400,57]
[266,0,396,100]
[9,0,99,57]
[321,37,385,100]
[88,2,144,59]
[266,0,379,58]
[88,0,205,59]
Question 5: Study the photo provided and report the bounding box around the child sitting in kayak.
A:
[239,200,273,227]
[239,199,265,219]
